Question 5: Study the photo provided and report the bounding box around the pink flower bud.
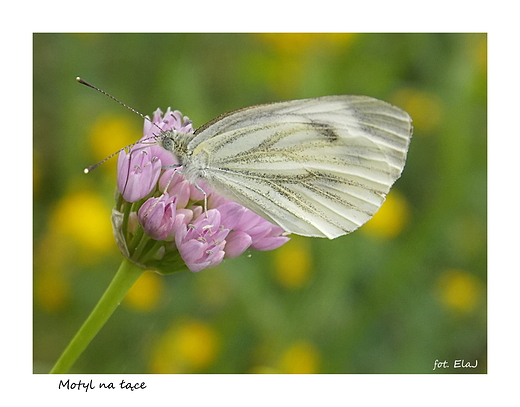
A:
[138,193,177,241]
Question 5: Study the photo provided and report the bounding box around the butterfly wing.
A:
[188,95,412,238]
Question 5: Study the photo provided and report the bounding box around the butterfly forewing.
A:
[187,95,412,238]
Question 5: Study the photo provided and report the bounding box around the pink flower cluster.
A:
[115,108,289,273]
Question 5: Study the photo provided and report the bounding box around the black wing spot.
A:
[310,122,339,142]
[323,127,339,142]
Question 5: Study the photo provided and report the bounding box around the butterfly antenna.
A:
[76,77,155,124]
[84,141,135,173]
[77,77,165,172]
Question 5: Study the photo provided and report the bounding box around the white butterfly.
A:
[157,95,412,239]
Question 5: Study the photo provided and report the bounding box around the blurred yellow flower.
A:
[149,319,219,373]
[123,271,163,312]
[50,189,114,257]
[273,236,312,289]
[35,184,117,311]
[392,88,443,133]
[279,340,321,374]
[437,268,483,313]
[89,116,140,173]
[361,190,410,239]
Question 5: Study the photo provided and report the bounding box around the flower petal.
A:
[224,231,252,258]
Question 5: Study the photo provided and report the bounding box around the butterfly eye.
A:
[161,136,174,152]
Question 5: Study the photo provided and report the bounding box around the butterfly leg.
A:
[160,166,182,194]
[160,165,208,217]
[193,182,208,218]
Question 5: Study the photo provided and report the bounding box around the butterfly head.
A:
[157,129,195,162]
[158,130,175,152]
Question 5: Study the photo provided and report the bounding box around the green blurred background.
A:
[33,33,486,374]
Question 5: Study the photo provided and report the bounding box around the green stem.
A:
[138,240,165,264]
[128,224,145,254]
[49,258,145,374]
